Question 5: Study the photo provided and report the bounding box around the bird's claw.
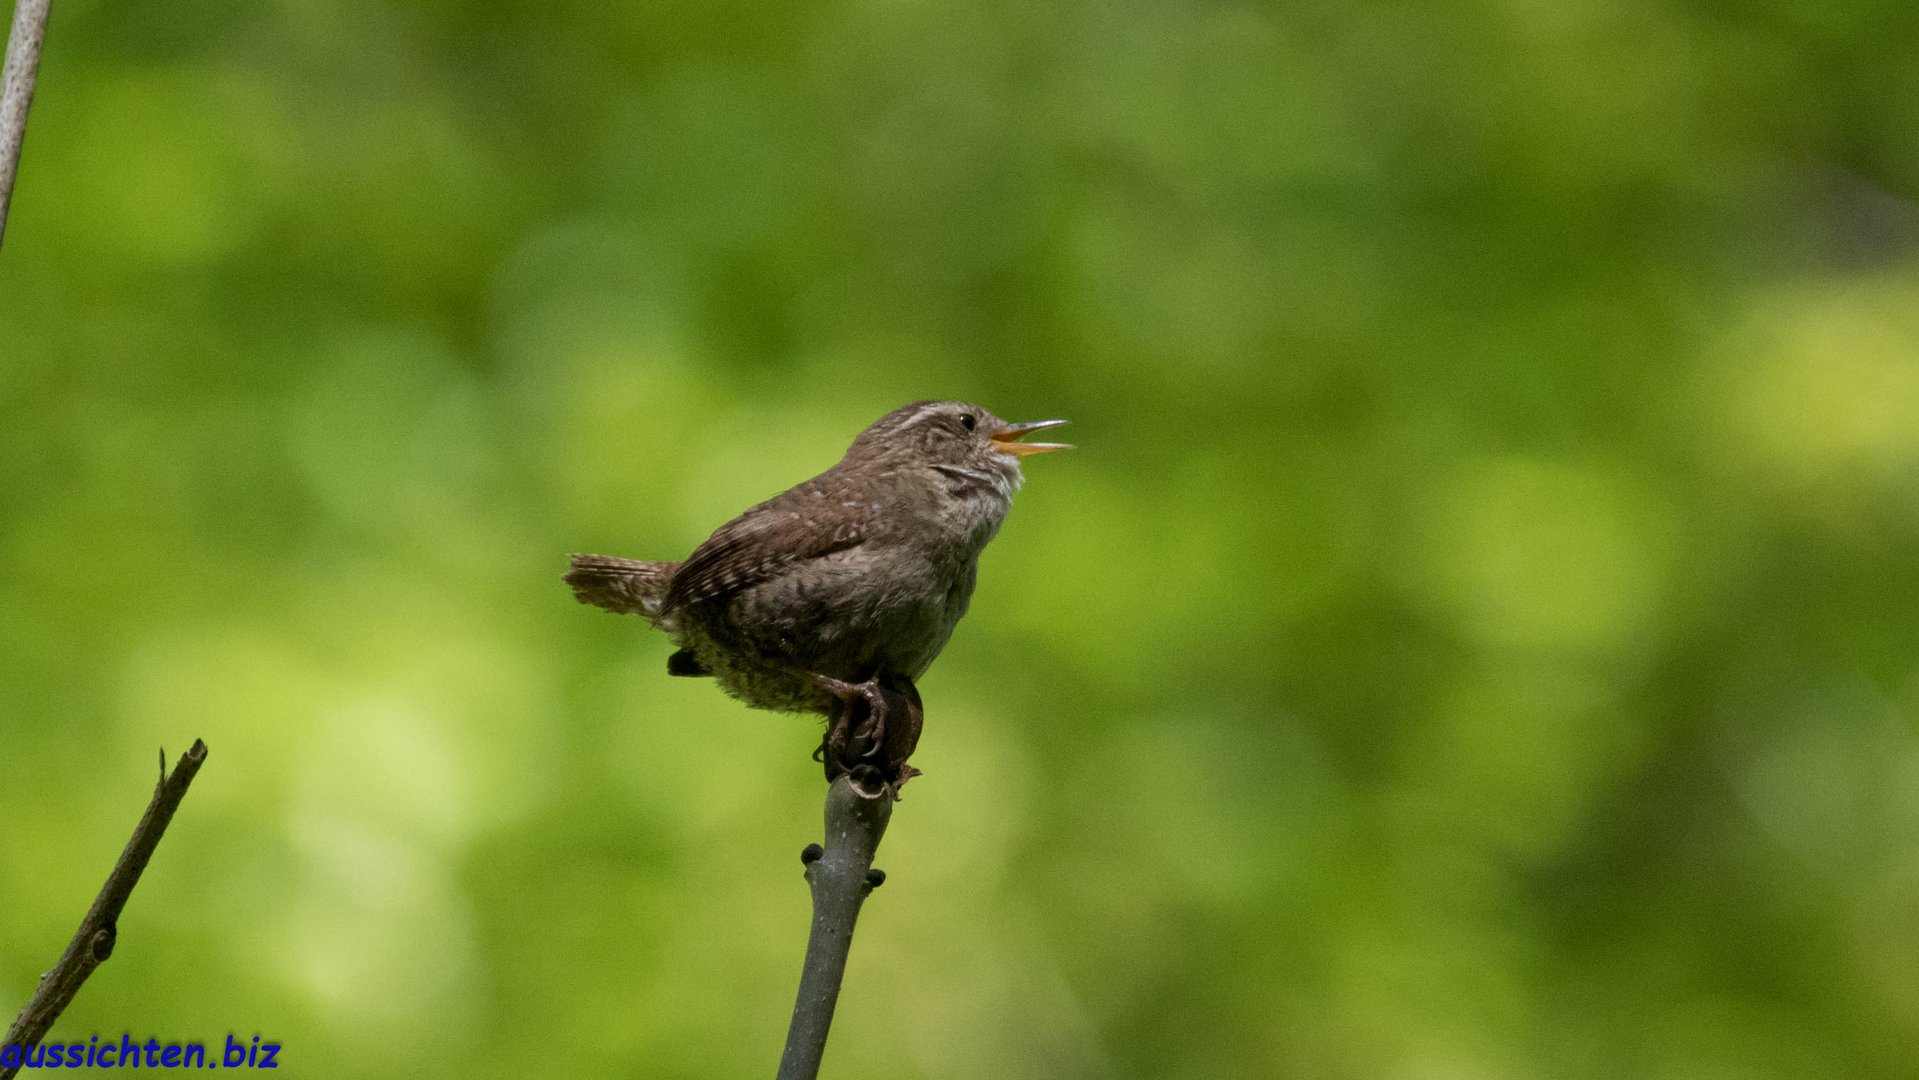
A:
[811,673,924,792]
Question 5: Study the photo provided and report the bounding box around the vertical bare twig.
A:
[776,771,894,1080]
[1,740,209,1079]
[0,0,53,248]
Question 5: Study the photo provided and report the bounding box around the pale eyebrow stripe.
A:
[894,403,948,431]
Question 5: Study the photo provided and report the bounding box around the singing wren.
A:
[564,400,1070,787]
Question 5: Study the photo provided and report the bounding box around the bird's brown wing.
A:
[663,478,866,612]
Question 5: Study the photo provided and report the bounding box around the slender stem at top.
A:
[775,772,894,1080]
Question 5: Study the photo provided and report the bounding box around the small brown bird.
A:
[564,400,1069,787]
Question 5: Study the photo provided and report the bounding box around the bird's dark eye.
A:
[959,413,976,431]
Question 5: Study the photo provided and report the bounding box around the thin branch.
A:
[1,740,209,1079]
[0,0,53,248]
[776,771,895,1080]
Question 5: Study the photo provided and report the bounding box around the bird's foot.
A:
[810,674,924,792]
[811,673,888,754]
[812,673,889,768]
[882,680,925,793]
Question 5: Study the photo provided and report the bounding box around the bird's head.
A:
[848,400,1070,494]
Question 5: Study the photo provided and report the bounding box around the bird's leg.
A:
[809,673,889,781]
[806,672,924,792]
[877,676,924,792]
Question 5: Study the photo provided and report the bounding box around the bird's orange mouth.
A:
[991,419,1072,456]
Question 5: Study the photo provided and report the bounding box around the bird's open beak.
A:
[991,419,1072,457]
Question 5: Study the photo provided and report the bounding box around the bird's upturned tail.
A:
[563,554,677,622]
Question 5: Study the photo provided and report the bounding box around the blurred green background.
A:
[5,0,1919,1076]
